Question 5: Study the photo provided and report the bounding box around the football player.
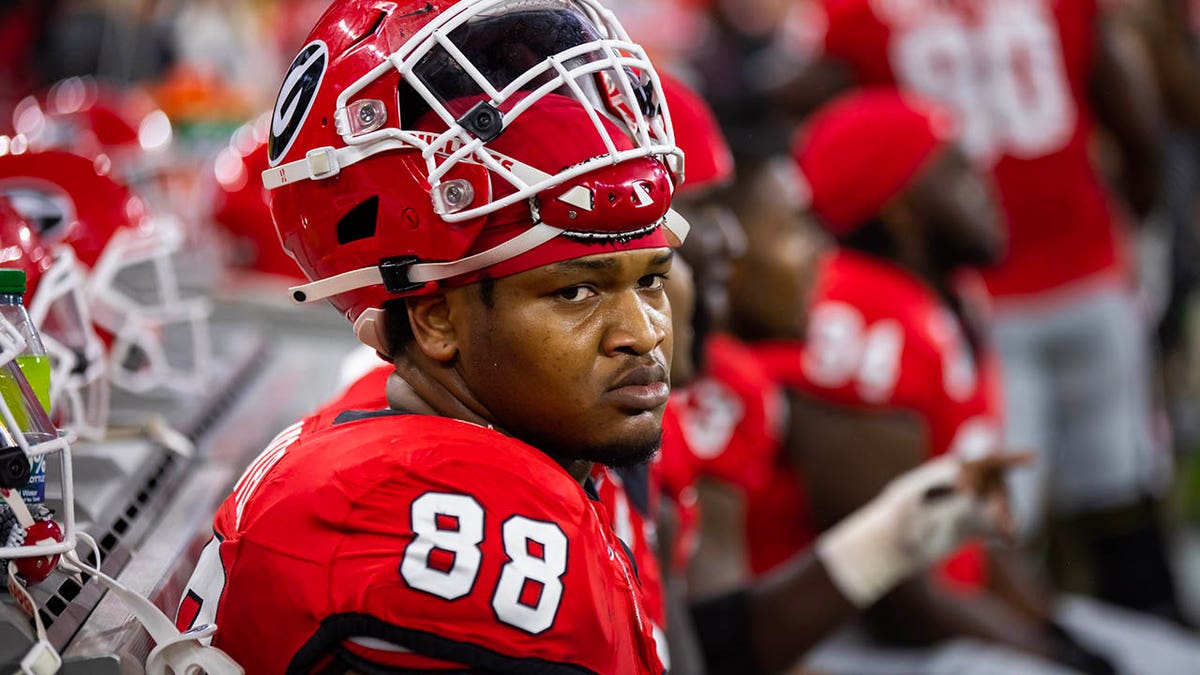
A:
[174,2,1026,672]
[772,0,1179,619]
[749,88,1200,675]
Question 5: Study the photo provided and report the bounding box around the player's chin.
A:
[583,414,663,468]
[585,433,662,468]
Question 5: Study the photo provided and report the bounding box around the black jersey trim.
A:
[583,478,601,502]
[326,644,473,675]
[332,408,411,426]
[613,464,651,518]
[287,613,599,675]
[583,477,640,583]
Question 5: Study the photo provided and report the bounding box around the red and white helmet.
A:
[0,197,108,441]
[0,309,74,587]
[659,72,733,196]
[208,113,305,281]
[0,148,212,396]
[265,0,689,350]
[10,77,174,191]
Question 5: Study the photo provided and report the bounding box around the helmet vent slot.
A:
[348,11,387,50]
[336,196,379,244]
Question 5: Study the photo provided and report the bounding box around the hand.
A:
[816,451,1029,608]
[956,450,1032,545]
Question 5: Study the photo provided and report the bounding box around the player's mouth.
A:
[605,363,670,412]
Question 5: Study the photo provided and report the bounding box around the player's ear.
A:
[407,292,459,363]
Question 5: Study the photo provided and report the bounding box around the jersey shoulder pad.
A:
[319,414,590,519]
[218,413,590,541]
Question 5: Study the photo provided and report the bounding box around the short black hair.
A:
[379,279,496,356]
[381,298,415,356]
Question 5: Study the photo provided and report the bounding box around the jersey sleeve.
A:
[674,376,784,495]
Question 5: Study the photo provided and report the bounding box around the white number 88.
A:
[400,492,569,635]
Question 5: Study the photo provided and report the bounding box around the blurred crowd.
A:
[3,0,1200,673]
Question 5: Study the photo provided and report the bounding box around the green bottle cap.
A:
[0,269,26,295]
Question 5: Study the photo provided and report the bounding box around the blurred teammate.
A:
[780,0,1178,619]
[743,88,1200,675]
[1108,0,1200,470]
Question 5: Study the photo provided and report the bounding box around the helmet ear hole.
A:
[0,445,30,489]
[336,197,379,245]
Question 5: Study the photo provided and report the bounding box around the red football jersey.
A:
[589,464,669,665]
[654,401,702,574]
[176,409,665,674]
[818,0,1126,297]
[323,361,391,412]
[755,249,1003,460]
[754,249,1003,590]
[315,363,672,647]
[671,334,817,575]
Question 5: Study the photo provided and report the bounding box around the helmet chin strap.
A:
[1,487,35,530]
[7,560,61,675]
[4,489,60,674]
[60,532,246,675]
[354,309,390,356]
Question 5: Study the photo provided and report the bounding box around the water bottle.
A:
[0,269,53,506]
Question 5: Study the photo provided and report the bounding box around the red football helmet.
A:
[0,197,108,441]
[11,77,174,188]
[659,72,732,195]
[0,149,212,396]
[265,0,689,351]
[208,113,305,281]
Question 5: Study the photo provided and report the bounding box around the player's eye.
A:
[638,274,667,291]
[555,285,598,302]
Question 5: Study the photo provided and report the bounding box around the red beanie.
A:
[791,88,959,237]
[659,72,733,195]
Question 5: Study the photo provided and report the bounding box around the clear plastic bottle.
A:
[0,268,53,505]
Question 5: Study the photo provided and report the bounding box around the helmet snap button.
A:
[436,179,475,214]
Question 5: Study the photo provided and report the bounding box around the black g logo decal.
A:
[269,41,329,167]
